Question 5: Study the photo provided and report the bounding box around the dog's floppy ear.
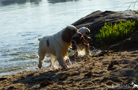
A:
[62,26,77,43]
[62,28,71,43]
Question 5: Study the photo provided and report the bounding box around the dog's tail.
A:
[38,38,41,41]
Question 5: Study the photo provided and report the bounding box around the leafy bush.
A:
[95,19,138,47]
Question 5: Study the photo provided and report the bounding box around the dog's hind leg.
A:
[85,46,89,55]
[38,49,46,69]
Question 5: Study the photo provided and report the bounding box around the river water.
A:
[0,0,138,76]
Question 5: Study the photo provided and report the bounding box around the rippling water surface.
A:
[0,0,138,76]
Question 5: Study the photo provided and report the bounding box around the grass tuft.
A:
[95,19,138,47]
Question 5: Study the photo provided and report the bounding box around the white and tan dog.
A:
[74,27,91,57]
[38,25,78,69]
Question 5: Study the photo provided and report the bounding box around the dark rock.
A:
[108,60,120,70]
[100,77,122,83]
[109,30,138,50]
[7,86,16,90]
[106,81,114,85]
[0,77,7,81]
[71,71,80,76]
[72,10,138,49]
[58,72,72,81]
[40,79,53,87]
[122,70,134,76]
[84,71,93,77]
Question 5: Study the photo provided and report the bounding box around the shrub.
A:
[95,19,138,47]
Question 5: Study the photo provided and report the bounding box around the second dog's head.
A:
[71,32,85,50]
[78,27,91,41]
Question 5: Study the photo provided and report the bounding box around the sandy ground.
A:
[0,49,138,90]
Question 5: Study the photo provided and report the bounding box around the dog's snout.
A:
[71,40,77,50]
[72,44,77,50]
[71,40,76,44]
[87,37,91,41]
[83,35,91,41]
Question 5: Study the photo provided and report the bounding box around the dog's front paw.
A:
[38,63,42,69]
[66,59,72,66]
[74,51,78,58]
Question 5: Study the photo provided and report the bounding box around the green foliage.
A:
[95,19,138,47]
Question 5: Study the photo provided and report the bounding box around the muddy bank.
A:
[0,49,138,89]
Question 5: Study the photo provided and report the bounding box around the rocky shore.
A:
[73,10,138,49]
[0,10,138,90]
